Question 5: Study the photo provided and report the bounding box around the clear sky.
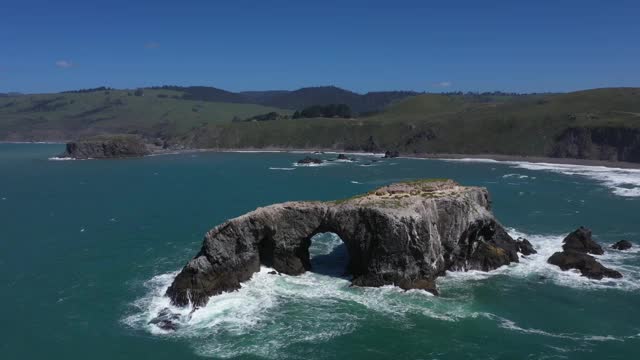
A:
[1,0,639,94]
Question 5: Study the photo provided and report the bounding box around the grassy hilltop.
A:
[189,88,640,160]
[1,86,639,162]
[0,88,289,142]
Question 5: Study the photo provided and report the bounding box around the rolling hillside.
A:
[0,88,290,142]
[188,88,640,162]
[2,86,640,162]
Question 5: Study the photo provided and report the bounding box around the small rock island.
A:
[167,179,534,307]
[61,134,150,159]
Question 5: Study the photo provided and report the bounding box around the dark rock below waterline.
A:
[61,134,150,159]
[166,179,523,307]
[562,226,604,255]
[611,240,633,251]
[149,308,181,331]
[547,250,622,280]
[297,157,323,165]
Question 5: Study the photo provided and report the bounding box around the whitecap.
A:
[510,162,640,197]
[350,180,362,184]
[489,314,626,342]
[48,157,75,161]
[438,158,640,198]
[442,228,640,292]
[268,167,295,171]
[292,161,333,167]
[502,173,529,179]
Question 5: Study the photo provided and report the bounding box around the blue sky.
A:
[1,0,639,93]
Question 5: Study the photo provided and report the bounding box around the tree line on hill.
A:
[293,104,352,119]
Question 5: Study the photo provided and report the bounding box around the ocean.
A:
[1,143,639,359]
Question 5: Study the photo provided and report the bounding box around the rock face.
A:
[297,157,323,165]
[61,135,150,159]
[612,240,633,251]
[166,179,525,307]
[516,237,537,256]
[561,226,604,255]
[383,150,400,158]
[550,127,640,163]
[548,251,622,280]
[547,227,622,279]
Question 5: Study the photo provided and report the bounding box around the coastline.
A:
[9,139,636,169]
[151,147,640,170]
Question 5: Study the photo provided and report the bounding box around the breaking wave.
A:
[440,158,640,198]
[442,228,640,292]
[124,231,639,358]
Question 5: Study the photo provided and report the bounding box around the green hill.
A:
[188,88,640,162]
[2,87,640,163]
[0,88,290,142]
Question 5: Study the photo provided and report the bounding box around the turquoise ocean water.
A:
[1,143,639,359]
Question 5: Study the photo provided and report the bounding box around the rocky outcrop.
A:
[547,227,622,279]
[384,150,400,158]
[548,251,622,280]
[550,127,640,163]
[61,135,150,159]
[561,226,604,255]
[612,240,633,251]
[516,237,537,255]
[166,180,524,307]
[297,157,323,165]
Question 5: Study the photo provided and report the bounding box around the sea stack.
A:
[166,179,528,307]
[547,227,622,279]
[61,134,150,159]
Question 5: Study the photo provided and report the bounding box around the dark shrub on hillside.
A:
[292,104,352,119]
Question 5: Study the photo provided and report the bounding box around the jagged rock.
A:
[61,134,150,159]
[166,179,523,307]
[561,226,604,255]
[516,237,537,255]
[337,154,349,160]
[547,227,622,280]
[383,150,400,158]
[611,240,633,251]
[297,157,323,165]
[548,251,622,280]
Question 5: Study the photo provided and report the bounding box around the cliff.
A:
[61,135,150,159]
[166,180,530,307]
[550,127,640,163]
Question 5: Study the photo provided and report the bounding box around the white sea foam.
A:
[125,230,639,357]
[439,158,640,197]
[502,173,529,179]
[268,167,295,171]
[48,157,76,161]
[350,180,362,184]
[511,162,640,197]
[489,314,626,342]
[292,161,334,167]
[442,228,640,292]
[124,234,479,357]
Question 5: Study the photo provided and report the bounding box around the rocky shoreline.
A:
[59,135,150,159]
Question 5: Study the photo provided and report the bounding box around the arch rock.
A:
[167,180,524,307]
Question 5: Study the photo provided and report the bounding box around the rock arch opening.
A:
[307,232,350,277]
